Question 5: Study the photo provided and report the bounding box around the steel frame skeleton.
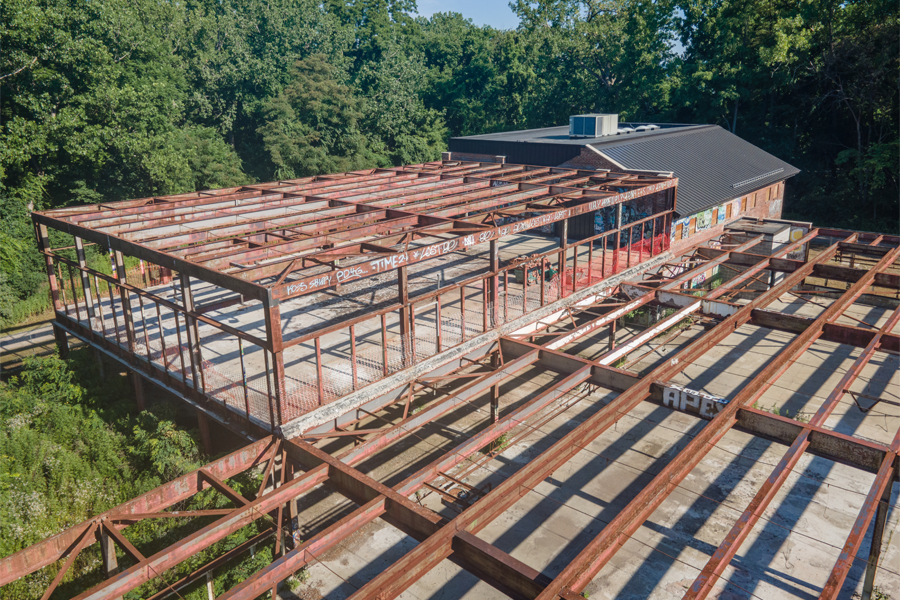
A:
[11,185,900,599]
[33,160,677,436]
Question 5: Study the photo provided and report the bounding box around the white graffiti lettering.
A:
[663,384,727,420]
[335,265,365,282]
[369,252,408,273]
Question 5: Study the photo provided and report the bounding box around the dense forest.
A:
[1,0,897,326]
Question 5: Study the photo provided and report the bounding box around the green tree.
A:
[356,45,447,165]
[259,55,387,178]
[513,0,676,123]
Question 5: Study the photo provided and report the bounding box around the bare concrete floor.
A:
[278,293,899,600]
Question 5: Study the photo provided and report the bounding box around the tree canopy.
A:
[1,0,897,322]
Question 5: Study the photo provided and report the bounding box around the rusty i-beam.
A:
[340,235,863,599]
[684,284,900,598]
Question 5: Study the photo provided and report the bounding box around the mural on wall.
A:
[594,206,617,234]
[671,216,690,241]
[690,264,719,288]
[593,204,651,242]
[717,205,727,223]
[696,209,714,231]
[669,195,754,244]
[786,225,810,261]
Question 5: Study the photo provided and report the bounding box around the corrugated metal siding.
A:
[448,140,582,168]
[595,127,799,216]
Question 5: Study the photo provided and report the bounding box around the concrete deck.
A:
[278,293,899,600]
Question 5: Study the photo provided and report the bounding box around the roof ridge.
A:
[588,124,719,149]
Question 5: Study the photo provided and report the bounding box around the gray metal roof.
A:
[451,123,800,217]
[592,126,800,216]
[452,122,706,147]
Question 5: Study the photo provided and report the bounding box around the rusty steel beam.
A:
[16,353,536,600]
[220,367,592,600]
[269,179,677,300]
[820,450,897,599]
[31,212,270,301]
[70,463,331,600]
[45,252,269,348]
[658,235,766,290]
[682,305,900,599]
[68,172,407,226]
[749,309,900,352]
[536,241,899,600]
[280,438,551,600]
[146,528,275,600]
[0,437,277,585]
[34,162,676,306]
[696,247,900,290]
[339,234,851,600]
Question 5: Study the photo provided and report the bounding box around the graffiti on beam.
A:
[663,384,729,420]
[274,177,677,299]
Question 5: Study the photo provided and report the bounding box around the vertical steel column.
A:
[132,372,146,412]
[74,237,96,320]
[263,293,286,429]
[614,204,623,273]
[315,337,325,406]
[381,314,389,374]
[861,482,893,600]
[180,272,206,395]
[197,409,213,455]
[398,266,410,360]
[489,240,500,326]
[588,239,594,284]
[608,319,617,352]
[52,326,70,359]
[36,224,62,310]
[558,219,568,297]
[115,251,138,362]
[490,353,500,423]
[350,325,359,390]
[460,286,467,341]
[99,527,119,578]
[573,244,580,292]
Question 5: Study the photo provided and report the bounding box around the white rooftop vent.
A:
[569,114,618,138]
[617,127,635,134]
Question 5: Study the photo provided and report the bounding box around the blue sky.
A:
[415,0,521,30]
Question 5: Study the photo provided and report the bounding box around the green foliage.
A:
[259,55,388,178]
[131,410,202,481]
[483,433,510,454]
[0,351,244,599]
[854,587,892,600]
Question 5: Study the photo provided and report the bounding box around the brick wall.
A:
[669,181,785,256]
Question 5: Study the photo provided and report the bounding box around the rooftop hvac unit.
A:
[569,114,618,138]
